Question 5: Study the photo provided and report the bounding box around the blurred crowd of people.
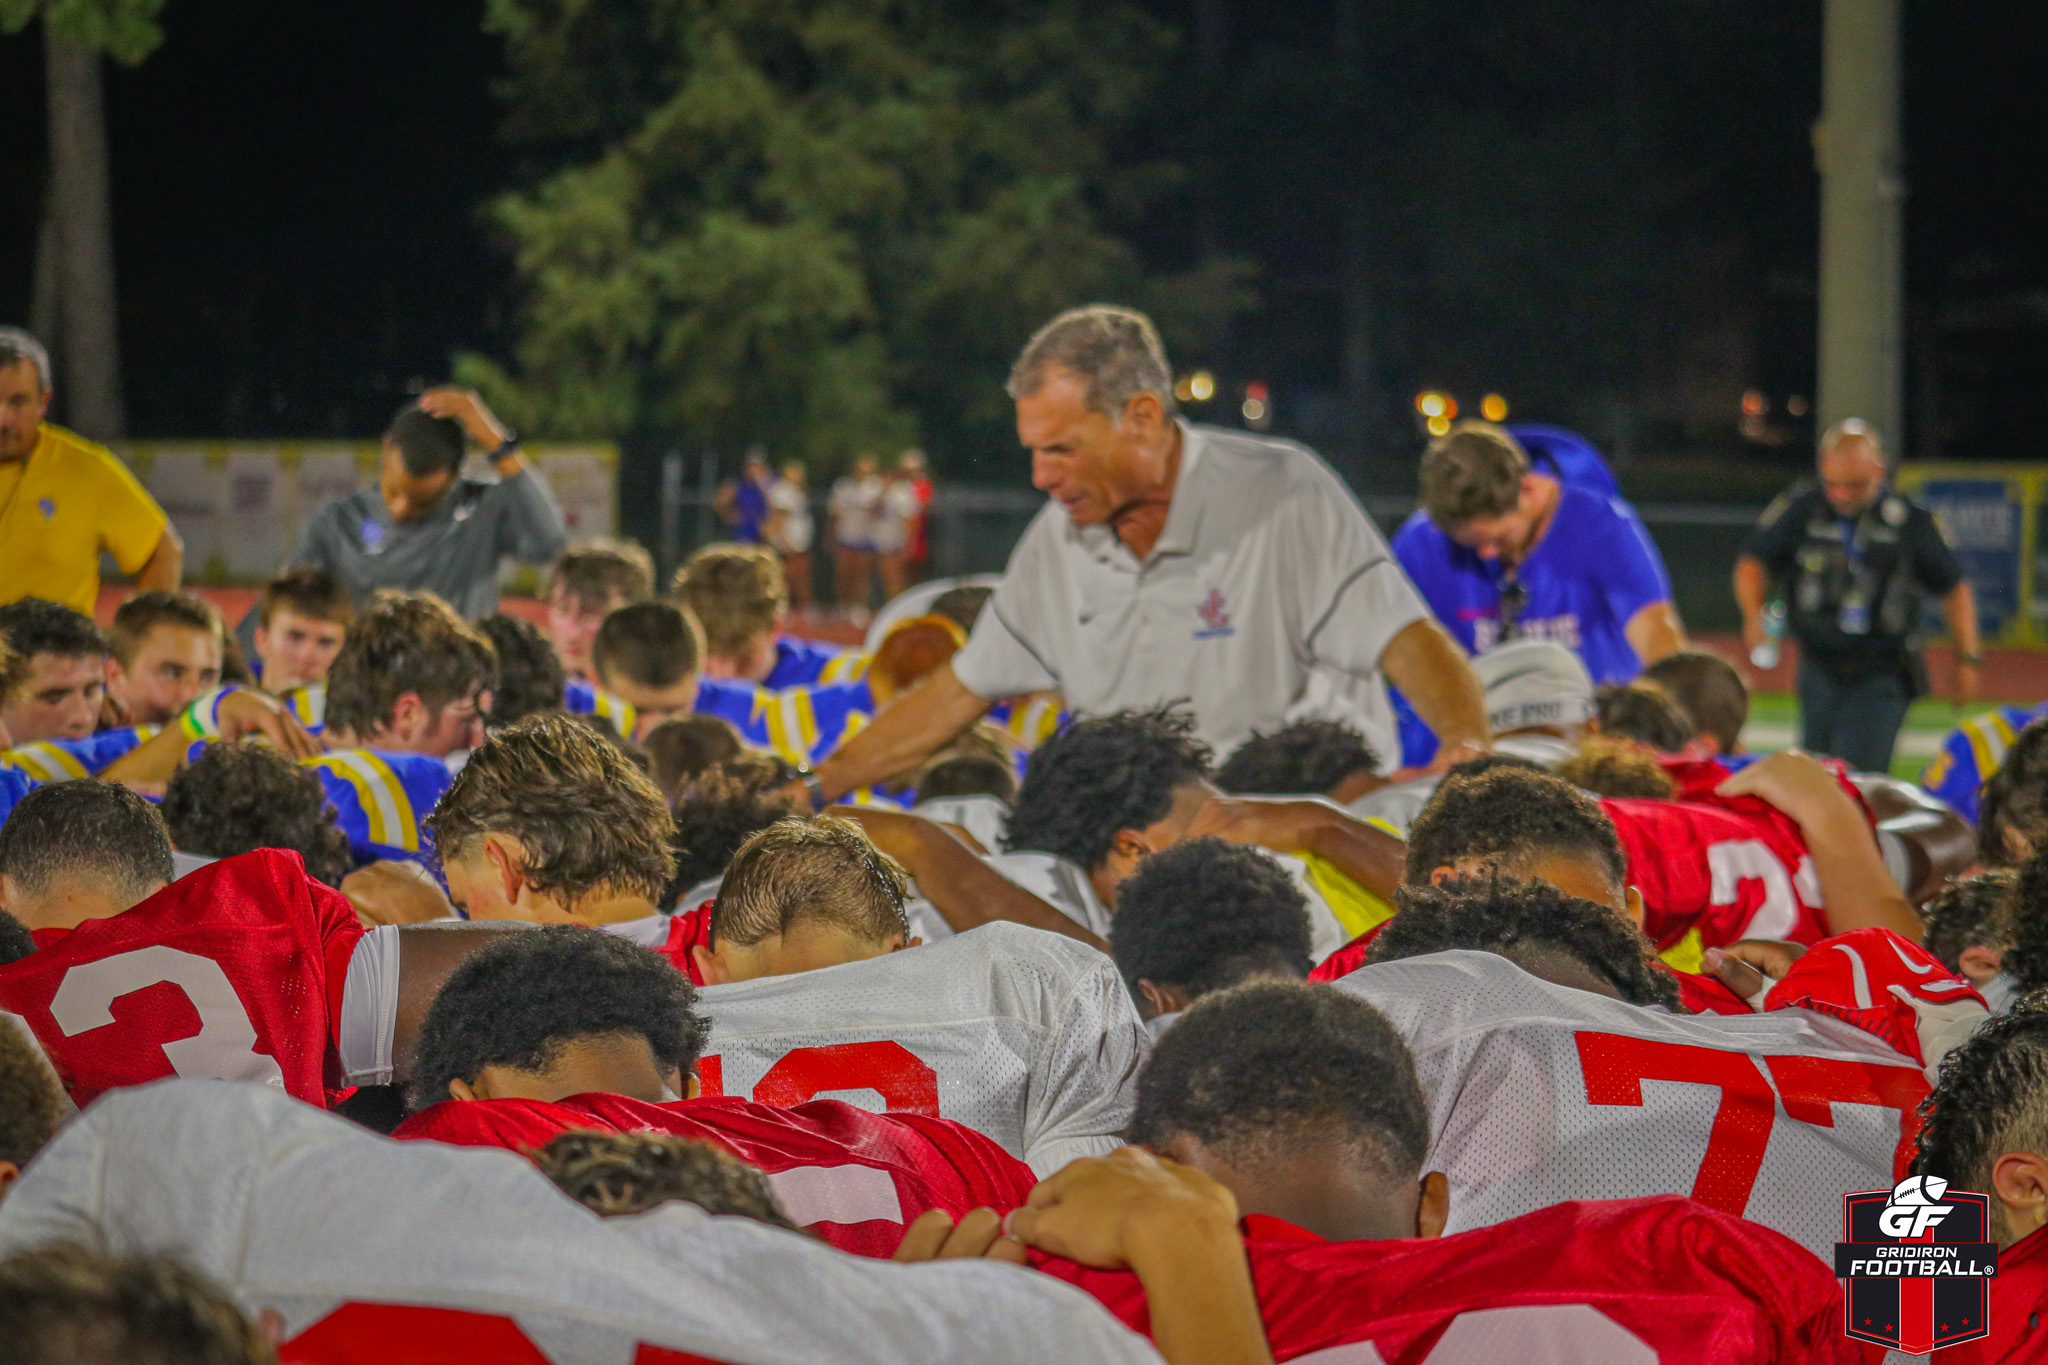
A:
[717,447,932,623]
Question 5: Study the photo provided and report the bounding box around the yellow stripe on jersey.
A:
[820,651,870,684]
[593,689,638,736]
[1002,694,1065,750]
[1301,849,1397,941]
[310,750,421,851]
[284,683,327,730]
[759,687,822,766]
[0,742,90,782]
[1963,712,2019,784]
[1658,926,1708,977]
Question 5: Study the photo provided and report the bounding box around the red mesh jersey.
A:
[1035,1196,1858,1364]
[393,1091,1038,1257]
[1604,797,1831,952]
[0,849,362,1107]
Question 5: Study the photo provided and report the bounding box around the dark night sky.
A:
[2,0,2045,462]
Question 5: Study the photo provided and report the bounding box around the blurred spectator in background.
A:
[873,460,925,599]
[291,388,567,621]
[0,327,182,614]
[250,567,352,694]
[830,454,885,620]
[545,540,655,679]
[714,447,773,544]
[899,449,934,581]
[765,460,815,614]
[1394,420,1684,686]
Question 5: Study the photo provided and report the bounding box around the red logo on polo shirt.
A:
[1194,589,1235,640]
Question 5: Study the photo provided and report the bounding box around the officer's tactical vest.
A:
[1788,492,1921,643]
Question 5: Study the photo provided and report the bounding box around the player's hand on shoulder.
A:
[1713,748,1844,819]
[1006,1147,1240,1271]
[218,689,323,760]
[892,1207,1028,1265]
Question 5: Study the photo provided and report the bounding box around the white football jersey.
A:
[1334,951,1928,1260]
[981,850,1111,937]
[696,922,1147,1177]
[911,794,1011,854]
[0,1081,1163,1365]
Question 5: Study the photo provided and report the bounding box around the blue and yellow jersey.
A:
[987,694,1067,752]
[695,677,876,767]
[305,748,454,868]
[1922,701,2048,826]
[563,677,641,737]
[0,767,36,826]
[763,636,869,689]
[0,726,162,783]
[278,683,326,733]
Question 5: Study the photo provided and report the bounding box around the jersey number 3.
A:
[49,947,285,1088]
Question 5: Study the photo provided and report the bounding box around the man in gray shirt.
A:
[292,388,568,620]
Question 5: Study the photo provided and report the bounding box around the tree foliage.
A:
[0,0,164,62]
[461,0,1245,470]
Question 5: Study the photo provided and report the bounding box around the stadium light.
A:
[1480,393,1508,422]
[1189,370,1216,402]
[1425,414,1451,437]
[1415,391,1448,419]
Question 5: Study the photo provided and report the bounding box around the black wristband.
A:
[487,431,522,462]
[1959,652,1985,667]
[800,769,828,812]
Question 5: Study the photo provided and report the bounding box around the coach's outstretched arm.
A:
[1377,619,1489,771]
[813,662,992,802]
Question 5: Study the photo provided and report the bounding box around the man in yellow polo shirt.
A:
[0,328,182,614]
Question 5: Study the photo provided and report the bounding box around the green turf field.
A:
[1740,692,2000,780]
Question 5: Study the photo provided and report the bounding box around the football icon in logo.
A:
[1879,1175,1953,1239]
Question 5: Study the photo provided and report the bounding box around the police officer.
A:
[1734,419,1980,774]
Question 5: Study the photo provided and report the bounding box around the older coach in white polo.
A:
[809,304,1489,804]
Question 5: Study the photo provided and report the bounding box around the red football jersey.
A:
[1933,1222,2048,1363]
[0,850,362,1108]
[1604,797,1831,952]
[392,1091,1038,1257]
[1307,923,1383,984]
[1036,1196,1857,1364]
[663,902,713,986]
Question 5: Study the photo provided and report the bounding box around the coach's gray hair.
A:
[0,328,51,392]
[1007,305,1177,422]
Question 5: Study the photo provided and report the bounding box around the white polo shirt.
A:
[952,421,1430,757]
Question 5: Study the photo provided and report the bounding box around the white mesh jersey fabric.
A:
[696,922,1147,1177]
[1335,950,1925,1260]
[910,794,1012,853]
[0,1080,1164,1365]
[980,851,1112,938]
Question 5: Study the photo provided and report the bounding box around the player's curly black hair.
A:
[1369,874,1682,1010]
[407,925,710,1113]
[1003,706,1213,872]
[1913,993,2048,1239]
[1979,718,2048,867]
[1215,719,1379,797]
[537,1131,799,1229]
[1999,851,2048,995]
[1403,764,1626,891]
[1111,838,1312,1002]
[476,613,566,726]
[664,757,804,905]
[1921,870,2016,976]
[1591,682,1694,754]
[162,740,354,887]
[1129,981,1428,1179]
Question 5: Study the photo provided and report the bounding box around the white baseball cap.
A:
[1472,640,1596,736]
